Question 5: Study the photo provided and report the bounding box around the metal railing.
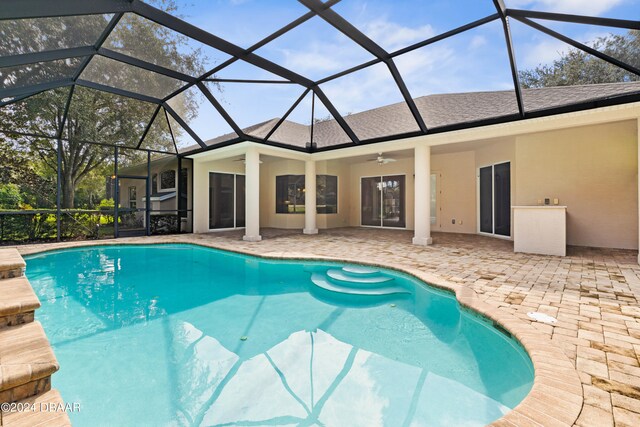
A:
[0,208,194,244]
[0,209,115,243]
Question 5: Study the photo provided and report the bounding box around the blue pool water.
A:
[26,244,533,427]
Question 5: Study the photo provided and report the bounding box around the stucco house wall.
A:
[431,151,476,234]
[191,116,639,250]
[515,120,638,249]
[316,160,351,229]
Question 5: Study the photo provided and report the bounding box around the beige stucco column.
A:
[413,144,432,246]
[304,159,318,234]
[243,147,261,242]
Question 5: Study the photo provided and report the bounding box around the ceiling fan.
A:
[368,152,397,166]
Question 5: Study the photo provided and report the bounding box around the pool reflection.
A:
[26,244,533,427]
[169,324,510,427]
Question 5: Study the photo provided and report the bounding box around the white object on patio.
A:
[527,312,558,324]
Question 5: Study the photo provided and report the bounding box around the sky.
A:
[163,0,640,142]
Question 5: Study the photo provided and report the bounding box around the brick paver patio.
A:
[16,228,640,426]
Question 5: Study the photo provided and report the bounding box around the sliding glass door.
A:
[209,172,245,230]
[361,177,382,226]
[235,175,245,228]
[361,175,406,228]
[479,162,511,237]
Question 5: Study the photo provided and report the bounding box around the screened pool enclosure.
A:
[1,0,639,243]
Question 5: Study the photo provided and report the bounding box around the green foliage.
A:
[0,210,116,243]
[0,140,56,209]
[0,0,205,209]
[73,168,111,209]
[98,198,115,210]
[0,214,53,242]
[520,30,640,88]
[0,184,22,209]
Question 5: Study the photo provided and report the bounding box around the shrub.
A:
[98,198,115,210]
[150,214,179,235]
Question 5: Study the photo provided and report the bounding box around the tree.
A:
[0,0,207,208]
[0,139,55,208]
[74,168,112,209]
[519,30,640,88]
[0,184,22,210]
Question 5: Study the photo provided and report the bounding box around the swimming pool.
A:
[26,244,533,426]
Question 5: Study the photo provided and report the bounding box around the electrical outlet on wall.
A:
[451,219,456,224]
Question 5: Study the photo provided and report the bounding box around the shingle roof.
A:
[521,82,640,111]
[194,81,640,153]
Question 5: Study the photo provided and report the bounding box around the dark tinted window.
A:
[317,175,337,214]
[276,175,305,214]
[209,172,234,229]
[160,170,175,189]
[494,162,511,237]
[479,166,493,233]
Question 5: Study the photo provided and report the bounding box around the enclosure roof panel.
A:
[0,0,639,154]
[185,81,640,153]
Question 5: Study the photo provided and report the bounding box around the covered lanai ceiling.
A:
[1,0,639,155]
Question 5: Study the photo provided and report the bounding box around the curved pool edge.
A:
[18,238,583,426]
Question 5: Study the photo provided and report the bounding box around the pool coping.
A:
[18,239,584,426]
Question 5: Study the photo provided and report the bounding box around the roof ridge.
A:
[523,80,640,90]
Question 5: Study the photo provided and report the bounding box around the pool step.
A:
[0,277,41,328]
[340,266,381,277]
[326,269,395,287]
[1,389,71,426]
[0,322,59,403]
[0,248,26,280]
[311,273,409,297]
[0,249,69,417]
